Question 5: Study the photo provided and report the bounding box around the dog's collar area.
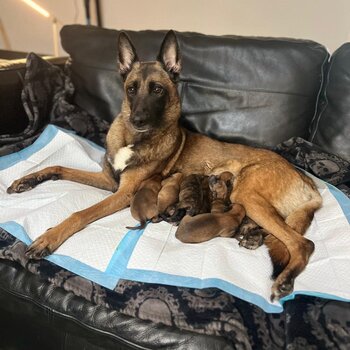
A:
[161,128,186,177]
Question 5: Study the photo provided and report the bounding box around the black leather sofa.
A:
[0,25,349,349]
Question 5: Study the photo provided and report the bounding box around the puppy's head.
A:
[117,30,182,134]
[209,172,233,200]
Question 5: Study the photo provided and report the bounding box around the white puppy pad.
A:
[0,125,349,313]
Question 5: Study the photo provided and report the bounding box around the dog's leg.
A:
[24,167,153,259]
[239,193,315,300]
[285,198,322,234]
[264,235,290,280]
[265,197,322,280]
[7,166,118,193]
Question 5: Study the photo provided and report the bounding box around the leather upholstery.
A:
[61,25,329,147]
[0,260,233,350]
[310,43,350,161]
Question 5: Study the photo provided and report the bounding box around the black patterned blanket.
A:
[0,53,349,349]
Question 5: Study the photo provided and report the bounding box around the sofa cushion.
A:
[0,56,68,137]
[0,63,28,135]
[60,25,329,147]
[310,43,350,161]
[0,260,233,350]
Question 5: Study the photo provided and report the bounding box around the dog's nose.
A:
[132,113,148,128]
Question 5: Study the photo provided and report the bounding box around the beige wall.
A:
[1,0,350,56]
[0,0,86,55]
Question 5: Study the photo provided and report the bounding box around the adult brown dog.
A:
[7,30,322,300]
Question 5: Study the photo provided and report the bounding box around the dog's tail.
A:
[264,234,290,280]
[126,221,147,231]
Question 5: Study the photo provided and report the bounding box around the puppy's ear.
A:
[118,32,139,80]
[157,30,181,81]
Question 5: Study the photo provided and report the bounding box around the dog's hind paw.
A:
[270,278,294,301]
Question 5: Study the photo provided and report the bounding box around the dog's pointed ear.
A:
[118,32,139,80]
[157,30,181,81]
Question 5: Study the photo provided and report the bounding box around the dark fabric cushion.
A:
[61,25,328,147]
[0,65,28,135]
[310,43,350,161]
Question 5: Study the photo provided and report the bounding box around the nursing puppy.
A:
[126,174,162,230]
[7,30,322,300]
[166,174,211,224]
[176,172,245,242]
[209,171,233,213]
[157,172,183,217]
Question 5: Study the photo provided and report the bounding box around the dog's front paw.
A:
[25,229,60,260]
[7,176,39,194]
[7,172,59,194]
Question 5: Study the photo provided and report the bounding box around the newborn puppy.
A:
[157,172,183,218]
[208,161,270,250]
[175,203,246,243]
[176,171,245,243]
[166,174,211,224]
[126,174,162,230]
[209,171,233,213]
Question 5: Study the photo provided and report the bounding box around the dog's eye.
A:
[152,85,164,95]
[127,86,136,95]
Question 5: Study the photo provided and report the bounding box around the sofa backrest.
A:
[61,25,329,147]
[310,43,350,161]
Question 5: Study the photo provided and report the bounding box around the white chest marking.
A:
[112,144,134,171]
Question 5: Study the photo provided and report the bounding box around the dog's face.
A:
[117,31,182,134]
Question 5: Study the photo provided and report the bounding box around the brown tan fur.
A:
[176,171,238,242]
[157,172,183,216]
[7,30,322,300]
[175,204,246,243]
[208,171,233,213]
[165,174,211,224]
[126,174,162,230]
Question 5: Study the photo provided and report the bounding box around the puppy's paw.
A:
[166,208,186,224]
[238,229,265,250]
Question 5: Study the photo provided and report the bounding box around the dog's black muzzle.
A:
[130,111,151,130]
